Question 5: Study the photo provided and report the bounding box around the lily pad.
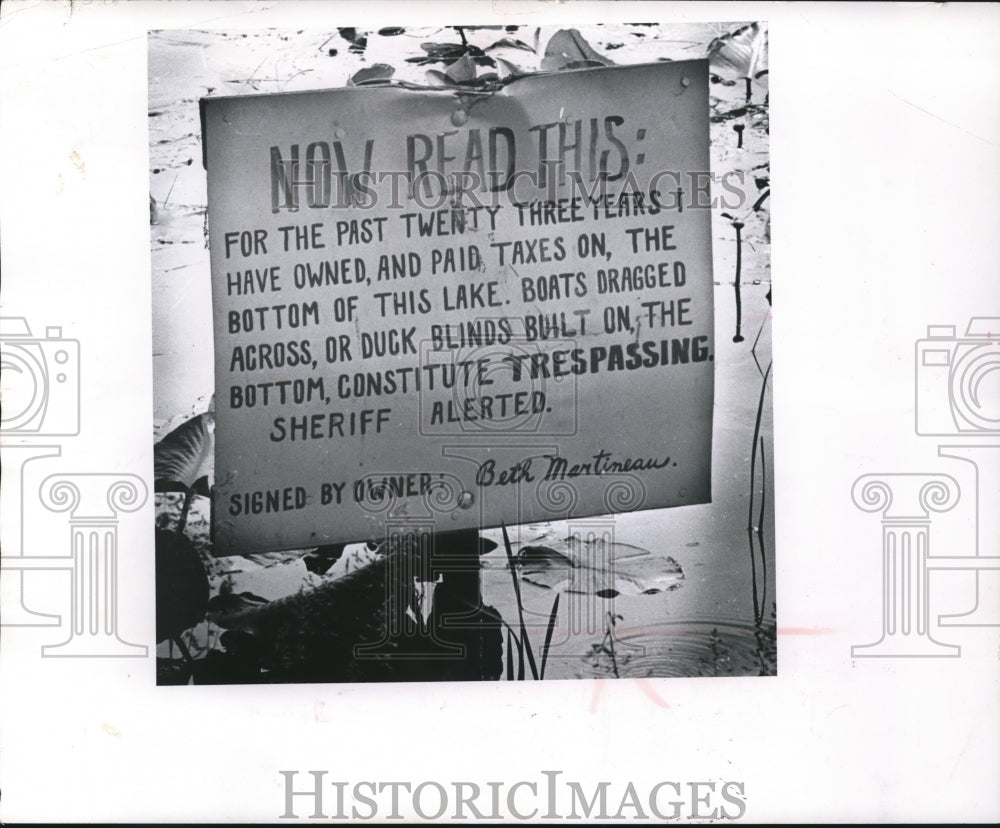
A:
[707,22,767,79]
[349,63,395,86]
[512,536,683,597]
[541,29,614,71]
[154,411,214,496]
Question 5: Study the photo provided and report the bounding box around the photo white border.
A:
[1,1,998,822]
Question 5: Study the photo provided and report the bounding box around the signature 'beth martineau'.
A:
[475,450,673,487]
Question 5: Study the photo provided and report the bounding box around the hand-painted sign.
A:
[202,60,714,553]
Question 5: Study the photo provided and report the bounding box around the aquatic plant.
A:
[500,524,560,680]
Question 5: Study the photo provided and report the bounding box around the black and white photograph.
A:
[150,22,774,685]
[1,2,998,823]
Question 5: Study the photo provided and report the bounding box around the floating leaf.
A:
[377,27,405,37]
[445,54,478,84]
[407,46,493,67]
[707,22,767,79]
[338,27,368,53]
[243,551,306,569]
[154,411,214,495]
[560,59,609,71]
[512,537,684,598]
[424,69,454,87]
[303,543,347,575]
[541,29,614,71]
[711,105,769,124]
[494,57,522,79]
[711,73,737,86]
[485,37,534,53]
[417,41,475,60]
[349,63,395,86]
[420,41,465,56]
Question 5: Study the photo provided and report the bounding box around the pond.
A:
[151,23,773,683]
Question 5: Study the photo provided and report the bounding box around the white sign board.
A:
[203,60,714,552]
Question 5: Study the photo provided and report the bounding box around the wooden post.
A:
[428,528,502,681]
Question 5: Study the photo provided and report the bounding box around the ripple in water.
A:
[573,619,777,679]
